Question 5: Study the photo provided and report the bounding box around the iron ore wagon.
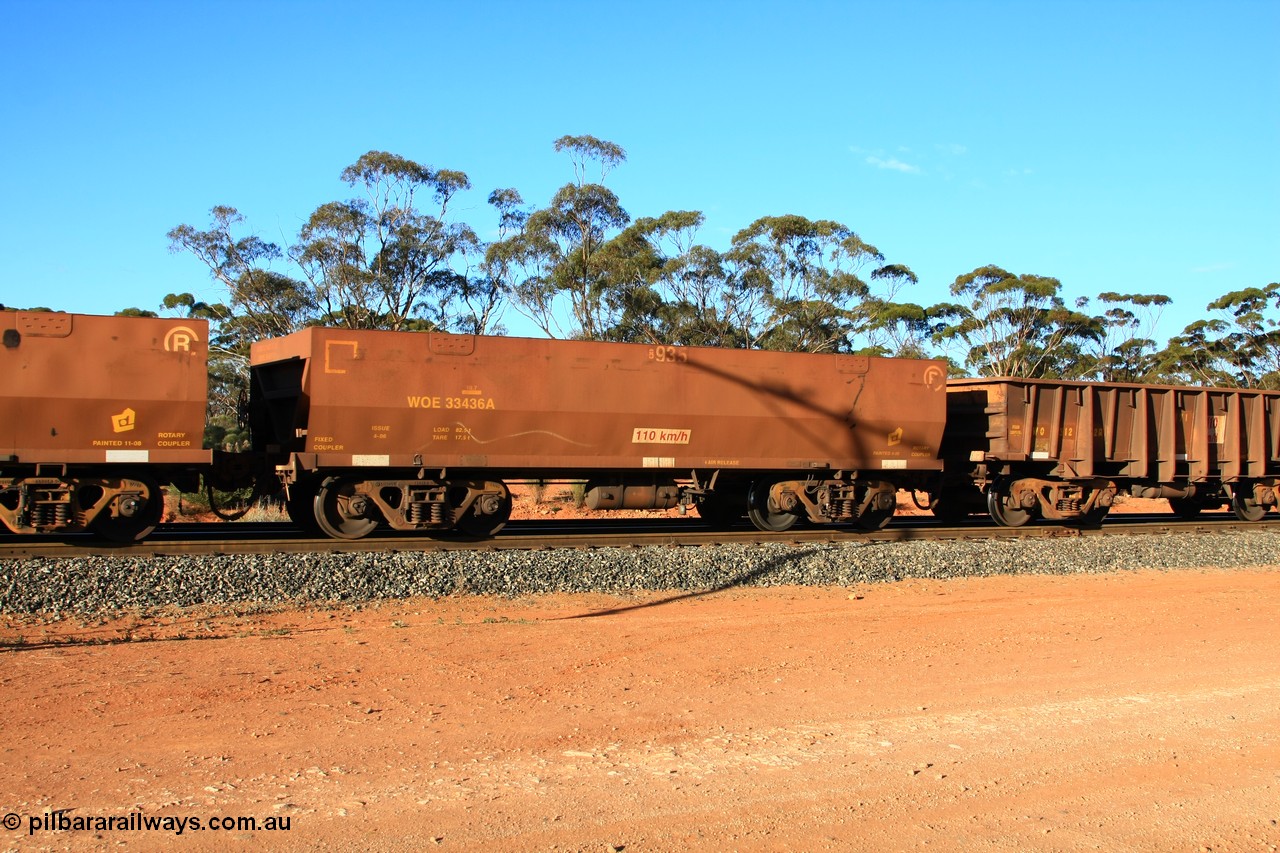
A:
[937,377,1280,525]
[249,328,949,538]
[0,312,211,540]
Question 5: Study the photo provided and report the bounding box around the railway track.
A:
[2,512,1274,560]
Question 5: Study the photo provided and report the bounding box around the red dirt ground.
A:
[3,562,1278,851]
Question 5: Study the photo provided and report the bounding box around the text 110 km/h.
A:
[632,428,692,444]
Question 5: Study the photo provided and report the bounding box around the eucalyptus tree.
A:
[292,151,482,332]
[166,207,312,442]
[1155,282,1280,388]
[724,215,900,353]
[1206,282,1280,388]
[1150,320,1235,387]
[169,152,492,336]
[168,151,497,447]
[591,211,748,347]
[843,264,938,359]
[649,242,745,348]
[166,205,310,342]
[854,298,935,359]
[462,188,533,336]
[931,265,1101,377]
[497,136,632,339]
[150,291,261,446]
[1072,291,1172,382]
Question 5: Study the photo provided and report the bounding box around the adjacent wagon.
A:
[939,378,1280,525]
[0,312,211,539]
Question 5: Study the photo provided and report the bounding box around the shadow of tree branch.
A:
[558,546,825,619]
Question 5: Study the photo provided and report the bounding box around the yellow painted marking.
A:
[163,325,201,352]
[112,408,136,433]
[324,340,360,373]
[632,427,691,445]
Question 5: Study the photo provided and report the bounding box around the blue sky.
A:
[2,0,1276,344]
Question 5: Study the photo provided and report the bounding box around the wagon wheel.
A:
[746,481,799,532]
[695,491,746,528]
[1167,497,1203,519]
[453,485,513,538]
[1230,491,1269,522]
[91,473,164,543]
[313,477,380,540]
[986,484,1035,528]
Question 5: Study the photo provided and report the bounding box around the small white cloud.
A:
[1192,262,1235,274]
[866,156,922,174]
[936,143,968,156]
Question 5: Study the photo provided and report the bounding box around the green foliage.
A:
[553,135,627,184]
[173,476,255,517]
[168,152,489,337]
[167,206,306,341]
[204,414,249,452]
[594,212,745,347]
[494,138,634,339]
[1075,291,1172,382]
[294,151,483,332]
[1151,282,1280,388]
[164,136,1280,393]
[1204,282,1280,388]
[727,217,916,353]
[931,265,1101,377]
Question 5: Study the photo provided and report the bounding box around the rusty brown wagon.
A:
[249,329,949,538]
[939,378,1280,526]
[0,312,211,540]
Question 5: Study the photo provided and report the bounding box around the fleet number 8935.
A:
[648,346,688,364]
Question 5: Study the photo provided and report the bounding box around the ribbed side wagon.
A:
[0,312,212,540]
[249,329,949,538]
[938,378,1280,525]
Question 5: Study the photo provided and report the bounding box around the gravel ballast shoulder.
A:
[3,532,1279,617]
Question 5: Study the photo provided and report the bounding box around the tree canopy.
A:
[150,138,1275,406]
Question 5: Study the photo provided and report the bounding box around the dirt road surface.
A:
[3,566,1279,851]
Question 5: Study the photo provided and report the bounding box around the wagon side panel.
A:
[0,312,210,467]
[259,331,947,476]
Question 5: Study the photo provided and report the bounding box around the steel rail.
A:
[0,513,1274,560]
